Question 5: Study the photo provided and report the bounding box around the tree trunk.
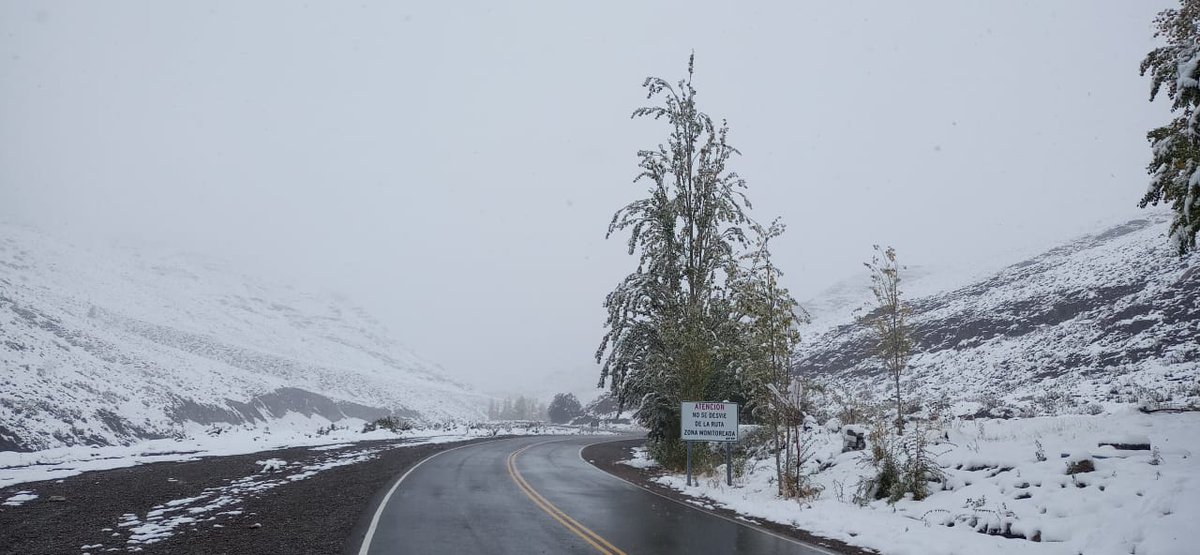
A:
[773,417,783,496]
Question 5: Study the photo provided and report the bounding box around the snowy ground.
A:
[626,410,1199,555]
[0,222,491,451]
[111,444,395,550]
[0,416,608,489]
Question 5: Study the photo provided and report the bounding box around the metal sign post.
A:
[680,401,739,487]
[686,441,693,486]
[725,442,732,486]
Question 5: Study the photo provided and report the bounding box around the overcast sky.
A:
[0,1,1174,396]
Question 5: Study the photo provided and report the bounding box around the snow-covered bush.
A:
[315,423,345,436]
[1065,456,1095,475]
[859,417,946,503]
[361,416,413,434]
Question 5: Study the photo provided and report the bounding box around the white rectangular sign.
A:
[680,401,739,442]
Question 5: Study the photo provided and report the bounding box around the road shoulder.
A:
[581,438,877,555]
[0,437,492,555]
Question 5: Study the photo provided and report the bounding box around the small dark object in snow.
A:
[1066,459,1095,475]
[1098,441,1151,451]
[247,522,262,529]
[48,495,66,502]
[841,425,867,453]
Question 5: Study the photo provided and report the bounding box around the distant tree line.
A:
[487,395,546,421]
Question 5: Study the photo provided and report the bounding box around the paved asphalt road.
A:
[354,435,836,555]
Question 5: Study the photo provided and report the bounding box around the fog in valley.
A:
[1,1,1170,398]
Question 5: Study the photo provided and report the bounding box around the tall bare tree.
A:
[863,245,912,435]
[730,219,805,495]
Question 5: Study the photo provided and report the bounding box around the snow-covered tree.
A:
[547,393,583,424]
[862,245,912,435]
[1141,1,1200,254]
[597,54,755,468]
[729,219,807,495]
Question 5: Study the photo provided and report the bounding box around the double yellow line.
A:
[506,442,627,555]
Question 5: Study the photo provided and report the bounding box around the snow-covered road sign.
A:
[680,401,738,442]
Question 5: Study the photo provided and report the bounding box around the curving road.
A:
[352,435,836,555]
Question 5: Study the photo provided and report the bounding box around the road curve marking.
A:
[576,438,841,555]
[507,441,628,555]
[356,439,502,555]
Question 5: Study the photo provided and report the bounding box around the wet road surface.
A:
[355,435,836,555]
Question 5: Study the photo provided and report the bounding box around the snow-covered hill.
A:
[0,223,486,451]
[801,264,979,334]
[796,213,1200,415]
[638,411,1200,555]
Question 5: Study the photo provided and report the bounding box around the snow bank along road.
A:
[352,435,835,554]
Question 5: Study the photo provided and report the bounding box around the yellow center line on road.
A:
[506,442,628,555]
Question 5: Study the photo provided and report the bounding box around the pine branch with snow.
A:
[1140,1,1200,254]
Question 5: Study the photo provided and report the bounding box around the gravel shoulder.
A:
[581,438,877,555]
[0,437,488,555]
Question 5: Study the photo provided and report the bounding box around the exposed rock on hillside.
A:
[796,215,1199,414]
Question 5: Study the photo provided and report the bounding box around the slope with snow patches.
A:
[0,222,486,451]
[615,215,1199,555]
[632,411,1200,555]
[796,213,1200,414]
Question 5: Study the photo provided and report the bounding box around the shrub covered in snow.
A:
[361,416,413,434]
[651,410,1200,555]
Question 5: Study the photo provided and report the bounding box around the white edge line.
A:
[356,438,505,555]
[576,438,842,555]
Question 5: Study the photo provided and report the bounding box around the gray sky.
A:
[0,1,1173,396]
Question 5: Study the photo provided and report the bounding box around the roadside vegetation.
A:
[596,55,805,473]
[594,57,938,503]
[599,0,1200,513]
[547,393,583,424]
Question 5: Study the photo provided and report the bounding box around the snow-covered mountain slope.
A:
[0,223,486,451]
[801,264,978,333]
[796,213,1200,415]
